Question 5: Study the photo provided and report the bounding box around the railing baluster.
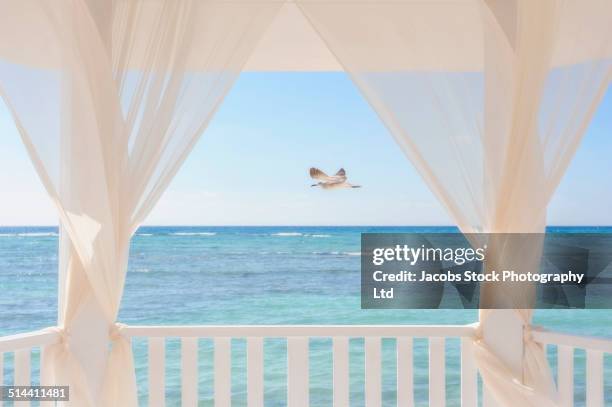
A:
[397,337,414,407]
[149,337,166,407]
[586,349,603,407]
[214,337,231,407]
[39,345,48,385]
[429,337,445,407]
[39,346,53,407]
[460,338,477,407]
[287,337,309,407]
[557,345,574,407]
[14,349,31,386]
[0,352,4,407]
[247,337,264,407]
[333,337,349,407]
[14,349,31,407]
[365,337,381,407]
[181,338,198,407]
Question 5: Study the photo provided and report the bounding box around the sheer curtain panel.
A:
[0,0,281,405]
[296,0,612,406]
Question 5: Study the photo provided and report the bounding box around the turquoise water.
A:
[0,226,611,406]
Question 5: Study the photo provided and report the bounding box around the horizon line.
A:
[1,224,612,228]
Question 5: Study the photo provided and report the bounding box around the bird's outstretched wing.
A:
[320,182,361,190]
[310,167,330,181]
[310,167,347,183]
[335,168,346,177]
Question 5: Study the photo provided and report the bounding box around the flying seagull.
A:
[310,167,361,189]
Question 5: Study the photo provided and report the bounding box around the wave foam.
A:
[312,251,362,256]
[172,232,216,236]
[273,232,302,236]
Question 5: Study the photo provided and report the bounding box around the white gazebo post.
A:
[479,1,550,403]
[481,311,524,406]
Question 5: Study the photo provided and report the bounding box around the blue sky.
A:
[1,72,611,226]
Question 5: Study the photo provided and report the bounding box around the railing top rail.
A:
[122,324,477,338]
[1,325,610,354]
[532,327,612,353]
[0,328,59,353]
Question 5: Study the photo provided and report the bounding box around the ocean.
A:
[1,226,610,406]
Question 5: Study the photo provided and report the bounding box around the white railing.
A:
[124,324,478,407]
[532,327,612,407]
[1,325,610,406]
[0,329,60,407]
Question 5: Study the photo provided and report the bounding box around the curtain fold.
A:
[296,0,612,406]
[0,0,281,405]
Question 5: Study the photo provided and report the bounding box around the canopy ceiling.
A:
[0,1,610,72]
[245,3,342,71]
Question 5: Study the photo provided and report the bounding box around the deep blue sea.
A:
[0,226,610,406]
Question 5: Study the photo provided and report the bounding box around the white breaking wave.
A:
[309,234,331,238]
[273,232,302,236]
[137,233,153,236]
[172,232,216,236]
[312,251,362,256]
[17,232,58,237]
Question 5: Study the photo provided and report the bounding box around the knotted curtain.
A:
[0,0,281,404]
[296,0,612,405]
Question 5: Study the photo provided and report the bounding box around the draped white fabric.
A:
[296,0,612,406]
[0,0,281,405]
[0,0,610,405]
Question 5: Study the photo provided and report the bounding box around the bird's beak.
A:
[311,184,317,187]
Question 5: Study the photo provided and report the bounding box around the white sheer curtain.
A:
[0,0,281,405]
[296,0,612,405]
